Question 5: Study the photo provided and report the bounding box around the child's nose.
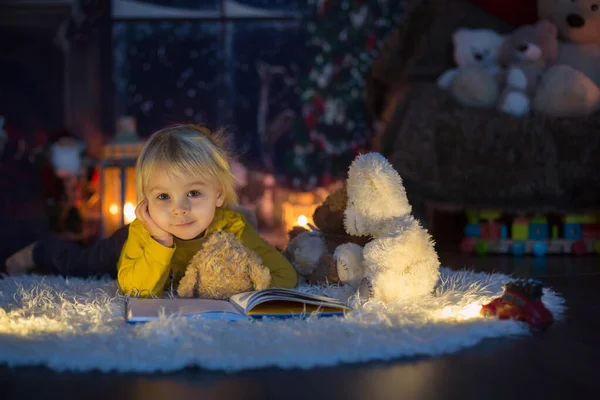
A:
[172,199,190,216]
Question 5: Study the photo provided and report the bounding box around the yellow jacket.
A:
[117,208,297,297]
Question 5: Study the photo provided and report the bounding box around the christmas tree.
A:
[281,0,407,189]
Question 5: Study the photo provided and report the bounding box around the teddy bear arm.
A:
[290,233,328,276]
[334,243,365,289]
[247,262,272,291]
[436,68,458,89]
[498,87,531,117]
[177,265,200,298]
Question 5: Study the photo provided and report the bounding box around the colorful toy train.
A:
[460,211,600,256]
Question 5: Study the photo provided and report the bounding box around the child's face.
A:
[144,166,224,240]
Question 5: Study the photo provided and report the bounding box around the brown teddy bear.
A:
[284,183,370,286]
[497,20,559,116]
[535,0,600,116]
[177,230,271,299]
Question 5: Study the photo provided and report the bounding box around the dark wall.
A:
[0,26,64,151]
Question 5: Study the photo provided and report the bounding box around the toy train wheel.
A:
[532,241,547,257]
[475,240,489,256]
[571,240,587,256]
[511,241,526,256]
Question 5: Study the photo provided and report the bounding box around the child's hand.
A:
[135,198,173,247]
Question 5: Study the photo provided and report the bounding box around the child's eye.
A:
[157,193,170,200]
[188,190,202,197]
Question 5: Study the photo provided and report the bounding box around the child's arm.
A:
[240,223,298,289]
[117,219,175,297]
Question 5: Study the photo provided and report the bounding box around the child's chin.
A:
[175,229,204,241]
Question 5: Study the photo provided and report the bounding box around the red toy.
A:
[480,280,554,330]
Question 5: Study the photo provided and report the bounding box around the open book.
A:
[126,288,352,323]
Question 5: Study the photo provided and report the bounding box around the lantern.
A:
[100,117,145,237]
[280,191,321,232]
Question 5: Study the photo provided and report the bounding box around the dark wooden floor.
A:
[2,252,599,400]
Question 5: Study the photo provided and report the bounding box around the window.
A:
[112,0,312,161]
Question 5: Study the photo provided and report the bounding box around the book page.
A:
[126,298,245,323]
[229,289,351,314]
[246,301,351,317]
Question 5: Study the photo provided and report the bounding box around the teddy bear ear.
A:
[452,28,469,44]
[537,19,558,38]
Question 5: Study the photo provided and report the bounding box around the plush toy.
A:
[342,153,440,302]
[437,28,505,108]
[534,0,600,116]
[285,152,440,303]
[497,20,559,117]
[177,230,271,299]
[284,183,370,286]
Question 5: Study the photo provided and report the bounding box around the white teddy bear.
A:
[437,28,504,89]
[326,153,441,303]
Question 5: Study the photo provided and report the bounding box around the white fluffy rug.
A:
[0,268,565,373]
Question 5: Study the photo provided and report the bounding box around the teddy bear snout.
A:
[566,13,585,28]
[517,43,542,61]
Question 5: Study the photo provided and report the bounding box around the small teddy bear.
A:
[177,230,271,299]
[437,28,504,90]
[497,20,559,117]
[284,183,370,286]
[436,28,505,108]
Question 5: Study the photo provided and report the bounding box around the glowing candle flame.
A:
[124,202,136,223]
[297,215,308,227]
[109,204,119,215]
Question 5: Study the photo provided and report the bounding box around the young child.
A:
[5,124,298,297]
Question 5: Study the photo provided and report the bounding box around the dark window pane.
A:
[113,21,223,138]
[226,0,314,16]
[227,20,307,170]
[115,0,219,10]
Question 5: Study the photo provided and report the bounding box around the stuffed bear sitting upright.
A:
[534,0,600,116]
[285,152,440,303]
[497,20,559,116]
[437,28,505,108]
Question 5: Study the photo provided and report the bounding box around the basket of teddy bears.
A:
[365,0,600,212]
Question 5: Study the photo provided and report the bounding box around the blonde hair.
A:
[136,124,238,207]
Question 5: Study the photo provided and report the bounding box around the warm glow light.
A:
[297,215,308,227]
[124,202,136,224]
[439,302,483,321]
[109,204,119,215]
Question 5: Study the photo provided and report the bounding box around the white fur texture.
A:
[344,153,411,237]
[0,270,566,373]
[334,243,364,288]
[362,219,440,303]
[342,153,440,302]
[292,232,328,275]
[500,92,531,116]
[437,28,504,88]
[507,67,528,89]
[453,28,504,67]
